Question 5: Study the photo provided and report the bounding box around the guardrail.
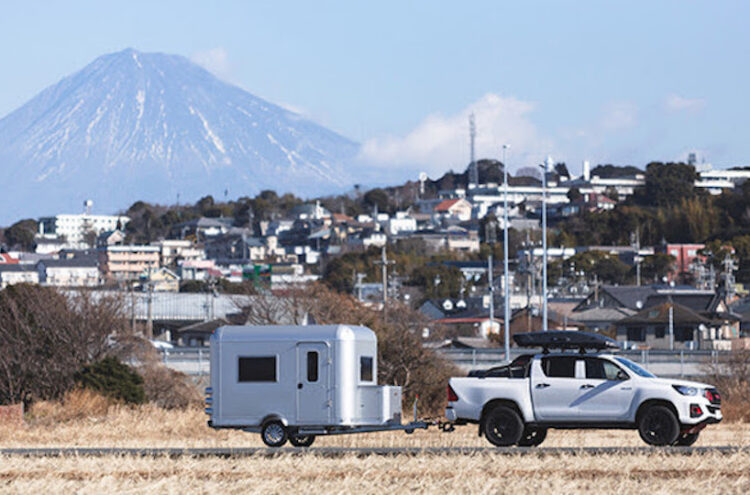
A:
[437,348,725,377]
[160,346,729,378]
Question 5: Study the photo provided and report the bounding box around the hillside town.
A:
[3,158,750,353]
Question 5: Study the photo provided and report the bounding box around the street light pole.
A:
[502,144,511,361]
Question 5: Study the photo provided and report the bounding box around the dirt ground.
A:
[1,404,749,493]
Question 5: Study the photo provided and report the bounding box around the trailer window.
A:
[307,351,319,382]
[360,356,373,382]
[238,357,276,382]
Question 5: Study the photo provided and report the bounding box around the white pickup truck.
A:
[446,332,722,447]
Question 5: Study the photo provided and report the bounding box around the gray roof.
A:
[570,306,635,322]
[40,256,98,268]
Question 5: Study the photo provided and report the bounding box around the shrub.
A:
[140,364,202,409]
[75,357,146,405]
[707,350,750,422]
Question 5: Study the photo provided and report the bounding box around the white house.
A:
[0,265,39,288]
[37,257,100,287]
[38,213,129,244]
[386,212,417,236]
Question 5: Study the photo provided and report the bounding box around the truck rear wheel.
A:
[675,432,699,446]
[261,421,288,447]
[289,434,315,447]
[517,427,547,447]
[483,405,524,447]
[638,405,679,446]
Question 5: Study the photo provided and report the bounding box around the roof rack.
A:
[512,331,619,354]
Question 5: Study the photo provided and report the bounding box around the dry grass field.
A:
[1,395,749,493]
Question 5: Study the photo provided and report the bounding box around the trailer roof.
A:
[212,324,377,343]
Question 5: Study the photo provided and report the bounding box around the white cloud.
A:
[665,94,706,112]
[191,47,232,80]
[358,93,551,177]
[600,101,638,130]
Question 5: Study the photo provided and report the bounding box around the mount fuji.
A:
[0,48,360,222]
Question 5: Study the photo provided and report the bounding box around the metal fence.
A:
[438,348,724,377]
[161,346,728,378]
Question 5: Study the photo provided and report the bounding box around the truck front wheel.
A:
[261,421,288,447]
[483,405,524,447]
[638,405,679,446]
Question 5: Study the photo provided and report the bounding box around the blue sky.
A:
[0,1,747,180]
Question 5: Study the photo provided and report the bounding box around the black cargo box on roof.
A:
[513,331,618,351]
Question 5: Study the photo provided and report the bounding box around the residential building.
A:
[38,213,129,243]
[659,243,705,276]
[171,217,233,240]
[433,198,472,222]
[37,257,99,287]
[152,239,206,266]
[615,302,711,350]
[205,233,266,262]
[386,212,417,236]
[141,267,180,292]
[98,245,160,281]
[178,259,220,281]
[0,265,39,288]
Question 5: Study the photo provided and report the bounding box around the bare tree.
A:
[0,284,128,406]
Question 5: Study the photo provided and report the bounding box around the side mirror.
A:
[616,370,629,381]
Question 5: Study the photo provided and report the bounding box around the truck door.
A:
[575,357,636,421]
[296,342,331,425]
[530,356,583,421]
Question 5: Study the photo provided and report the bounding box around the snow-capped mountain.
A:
[0,48,359,222]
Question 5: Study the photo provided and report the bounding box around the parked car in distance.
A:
[446,331,722,447]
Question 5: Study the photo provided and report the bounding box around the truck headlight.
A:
[673,385,698,396]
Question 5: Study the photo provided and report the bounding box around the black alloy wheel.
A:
[289,434,316,447]
[638,405,680,446]
[483,406,524,447]
[517,427,548,447]
[261,421,288,447]
[674,432,700,446]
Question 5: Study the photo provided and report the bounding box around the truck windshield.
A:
[614,357,656,378]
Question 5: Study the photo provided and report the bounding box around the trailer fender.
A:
[261,414,288,428]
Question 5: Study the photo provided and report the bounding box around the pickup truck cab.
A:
[446,332,722,447]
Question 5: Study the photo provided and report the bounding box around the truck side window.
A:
[238,356,276,382]
[540,356,577,378]
[307,351,318,382]
[585,358,622,380]
[360,356,373,382]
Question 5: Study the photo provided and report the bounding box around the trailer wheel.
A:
[261,421,288,447]
[289,435,315,447]
[482,405,524,447]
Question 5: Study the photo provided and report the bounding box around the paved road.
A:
[1,446,747,457]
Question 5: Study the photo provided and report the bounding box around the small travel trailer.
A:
[205,324,427,447]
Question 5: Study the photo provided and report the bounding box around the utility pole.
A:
[668,295,675,351]
[146,280,154,339]
[355,272,366,302]
[540,157,552,331]
[374,245,395,320]
[632,229,641,286]
[502,144,511,361]
[129,280,136,333]
[485,219,497,342]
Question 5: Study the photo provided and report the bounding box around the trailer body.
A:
[207,325,402,430]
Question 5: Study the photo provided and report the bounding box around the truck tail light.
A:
[447,384,459,402]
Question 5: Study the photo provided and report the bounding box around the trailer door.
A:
[296,342,331,424]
